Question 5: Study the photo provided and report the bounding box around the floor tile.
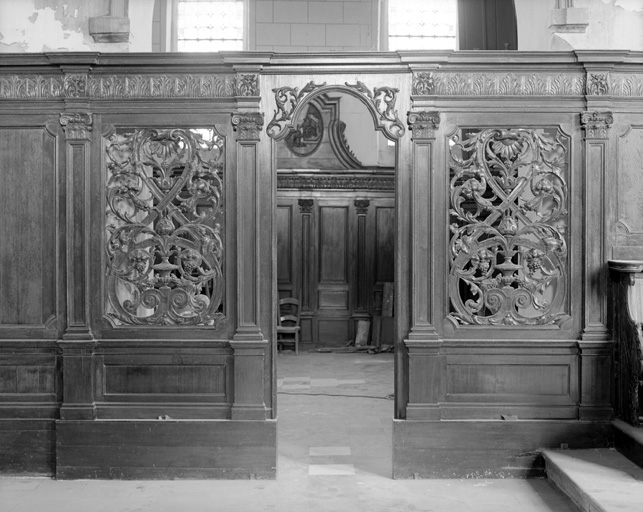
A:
[308,464,356,476]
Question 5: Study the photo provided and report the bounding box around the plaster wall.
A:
[1,0,641,54]
[0,0,154,53]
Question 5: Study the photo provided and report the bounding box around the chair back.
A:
[278,298,301,328]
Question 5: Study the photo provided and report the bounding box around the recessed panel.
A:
[318,290,349,309]
[319,206,348,283]
[105,365,226,395]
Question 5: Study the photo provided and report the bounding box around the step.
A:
[543,448,643,512]
[613,419,643,468]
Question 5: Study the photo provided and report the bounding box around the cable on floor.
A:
[278,391,394,400]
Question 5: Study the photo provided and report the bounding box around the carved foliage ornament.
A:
[448,127,569,326]
[89,74,236,98]
[415,71,585,96]
[0,75,63,98]
[64,73,88,98]
[105,128,225,327]
[580,111,613,139]
[587,73,610,96]
[235,74,259,96]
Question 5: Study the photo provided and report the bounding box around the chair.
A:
[277,298,301,354]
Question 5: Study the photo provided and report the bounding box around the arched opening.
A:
[273,85,398,477]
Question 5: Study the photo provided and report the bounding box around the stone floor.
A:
[1,351,578,512]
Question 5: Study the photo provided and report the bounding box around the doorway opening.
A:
[273,86,397,478]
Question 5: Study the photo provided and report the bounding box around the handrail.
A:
[609,260,643,426]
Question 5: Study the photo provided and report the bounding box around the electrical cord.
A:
[278,391,394,400]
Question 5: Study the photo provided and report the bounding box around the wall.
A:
[2,0,643,53]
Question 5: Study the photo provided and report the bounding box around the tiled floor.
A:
[0,351,578,512]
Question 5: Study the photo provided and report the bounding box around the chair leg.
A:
[295,332,299,355]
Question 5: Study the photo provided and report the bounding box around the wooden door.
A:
[277,192,394,347]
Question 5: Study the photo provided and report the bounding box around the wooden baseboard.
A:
[0,419,55,476]
[56,419,277,479]
[393,419,613,479]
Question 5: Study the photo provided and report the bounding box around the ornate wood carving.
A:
[88,74,237,98]
[345,81,405,139]
[63,73,89,98]
[267,81,327,139]
[413,71,586,96]
[231,112,264,141]
[448,128,569,326]
[0,75,64,98]
[105,128,225,327]
[278,173,394,191]
[235,74,259,96]
[580,111,613,139]
[298,198,314,214]
[354,199,370,215]
[587,73,610,96]
[60,113,93,140]
[408,111,440,140]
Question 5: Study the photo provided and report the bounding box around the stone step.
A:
[543,448,643,512]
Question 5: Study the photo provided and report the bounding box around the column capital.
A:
[581,110,613,139]
[407,111,440,140]
[60,112,93,140]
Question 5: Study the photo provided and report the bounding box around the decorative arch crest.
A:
[266,81,405,141]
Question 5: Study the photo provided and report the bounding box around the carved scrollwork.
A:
[448,127,570,326]
[278,174,394,191]
[105,128,225,327]
[581,111,613,139]
[345,81,405,139]
[231,112,264,141]
[60,112,93,140]
[266,81,327,139]
[408,111,440,140]
[587,73,610,96]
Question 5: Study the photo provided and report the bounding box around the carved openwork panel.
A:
[105,128,225,327]
[448,127,570,326]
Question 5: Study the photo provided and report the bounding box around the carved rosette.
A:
[587,73,610,96]
[412,72,435,95]
[64,73,88,98]
[266,81,327,139]
[354,199,370,215]
[235,74,259,96]
[104,128,225,327]
[298,199,314,214]
[408,111,440,140]
[60,112,93,140]
[345,81,405,139]
[232,112,264,141]
[581,111,613,139]
[448,127,570,326]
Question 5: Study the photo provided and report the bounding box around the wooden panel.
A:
[104,365,226,396]
[318,206,348,283]
[318,319,350,343]
[393,419,613,479]
[375,206,395,283]
[56,419,276,479]
[318,290,349,309]
[276,205,293,287]
[447,364,571,397]
[0,366,55,394]
[0,420,55,476]
[0,128,56,328]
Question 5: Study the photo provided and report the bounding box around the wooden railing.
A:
[609,260,643,426]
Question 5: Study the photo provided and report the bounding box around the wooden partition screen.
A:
[1,50,641,479]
